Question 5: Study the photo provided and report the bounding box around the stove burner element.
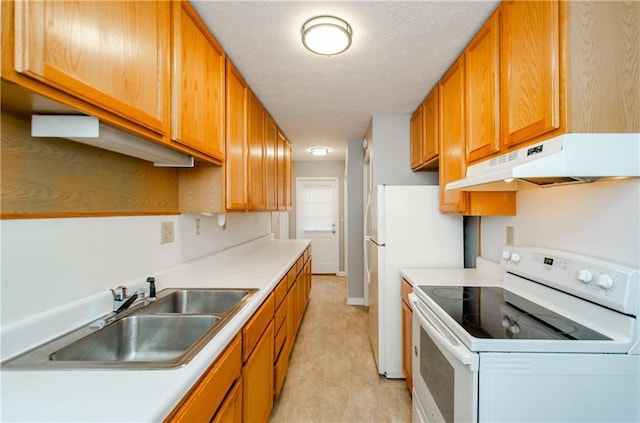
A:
[431,287,472,301]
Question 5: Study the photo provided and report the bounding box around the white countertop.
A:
[0,237,310,422]
[400,257,504,288]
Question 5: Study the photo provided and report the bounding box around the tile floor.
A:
[270,275,412,423]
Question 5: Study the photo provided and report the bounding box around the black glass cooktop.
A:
[417,285,609,341]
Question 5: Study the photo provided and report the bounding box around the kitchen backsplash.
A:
[481,178,640,268]
[0,213,272,325]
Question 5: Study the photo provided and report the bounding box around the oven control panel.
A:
[501,246,639,315]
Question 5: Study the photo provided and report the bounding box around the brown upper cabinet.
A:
[248,90,266,211]
[500,0,561,149]
[410,88,439,171]
[465,13,501,162]
[264,115,279,211]
[2,0,171,144]
[171,1,225,164]
[284,140,293,210]
[439,56,516,216]
[225,58,249,211]
[276,131,286,211]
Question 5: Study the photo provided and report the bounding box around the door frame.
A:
[295,177,339,274]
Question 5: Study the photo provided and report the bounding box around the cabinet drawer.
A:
[274,349,289,399]
[401,278,413,306]
[166,335,241,422]
[296,256,304,275]
[274,320,286,359]
[287,267,297,291]
[274,277,288,309]
[274,300,286,332]
[243,294,274,362]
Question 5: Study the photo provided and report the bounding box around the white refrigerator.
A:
[364,185,463,378]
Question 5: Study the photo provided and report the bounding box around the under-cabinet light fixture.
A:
[31,115,194,167]
[309,147,329,156]
[301,16,352,56]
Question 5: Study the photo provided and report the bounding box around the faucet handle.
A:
[110,286,127,301]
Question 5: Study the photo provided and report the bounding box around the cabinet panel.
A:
[410,105,423,169]
[401,298,412,391]
[439,57,468,214]
[248,90,266,210]
[212,378,242,423]
[264,115,278,210]
[225,58,248,211]
[422,88,439,165]
[500,0,561,147]
[276,131,286,210]
[243,294,275,363]
[242,321,274,423]
[172,1,225,162]
[284,140,292,210]
[167,335,242,423]
[14,0,170,136]
[465,13,500,162]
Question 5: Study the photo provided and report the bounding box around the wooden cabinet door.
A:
[401,300,412,391]
[500,0,560,147]
[212,379,242,423]
[225,58,248,211]
[276,131,286,211]
[264,115,278,211]
[439,56,468,214]
[465,13,501,162]
[14,0,170,136]
[422,87,439,164]
[172,1,225,162]
[410,105,423,169]
[284,140,293,210]
[242,321,274,423]
[248,90,265,211]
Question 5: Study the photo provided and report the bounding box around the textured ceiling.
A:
[191,1,500,161]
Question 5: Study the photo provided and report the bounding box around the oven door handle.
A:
[409,293,476,367]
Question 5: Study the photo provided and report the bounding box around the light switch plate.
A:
[161,221,174,244]
[506,226,514,245]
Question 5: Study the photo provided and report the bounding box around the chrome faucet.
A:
[110,286,137,314]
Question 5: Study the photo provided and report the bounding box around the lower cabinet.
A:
[165,246,312,423]
[401,279,413,391]
[165,335,242,422]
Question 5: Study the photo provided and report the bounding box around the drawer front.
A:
[274,350,289,399]
[274,277,288,309]
[274,320,286,359]
[287,267,297,291]
[167,335,242,422]
[243,294,275,362]
[401,278,413,306]
[274,300,287,331]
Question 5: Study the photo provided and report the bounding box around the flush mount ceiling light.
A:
[301,16,352,56]
[309,147,329,156]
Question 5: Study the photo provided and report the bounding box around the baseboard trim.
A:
[336,271,346,277]
[347,297,364,305]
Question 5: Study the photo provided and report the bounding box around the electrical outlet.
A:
[194,218,201,236]
[506,226,514,245]
[161,221,174,244]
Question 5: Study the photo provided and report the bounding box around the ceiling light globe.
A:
[310,147,329,156]
[302,16,352,56]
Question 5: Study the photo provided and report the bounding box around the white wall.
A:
[0,213,272,325]
[370,114,439,186]
[346,139,365,301]
[480,179,640,268]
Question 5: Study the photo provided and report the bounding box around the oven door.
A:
[409,293,479,423]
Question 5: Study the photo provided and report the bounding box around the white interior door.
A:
[296,177,339,274]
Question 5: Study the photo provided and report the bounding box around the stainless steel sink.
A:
[1,287,257,369]
[50,315,220,363]
[142,289,252,315]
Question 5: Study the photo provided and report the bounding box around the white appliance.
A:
[364,185,463,378]
[410,245,640,422]
[446,133,640,191]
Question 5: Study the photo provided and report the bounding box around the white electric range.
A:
[408,246,639,422]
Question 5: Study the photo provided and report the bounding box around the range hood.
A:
[446,133,640,191]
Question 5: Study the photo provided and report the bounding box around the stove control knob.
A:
[597,274,614,290]
[502,251,511,260]
[509,323,521,334]
[510,253,521,263]
[578,269,593,284]
[502,317,511,328]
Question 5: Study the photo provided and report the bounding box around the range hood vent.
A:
[446,133,640,191]
[31,115,195,167]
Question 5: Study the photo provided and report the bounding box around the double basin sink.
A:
[2,288,257,369]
